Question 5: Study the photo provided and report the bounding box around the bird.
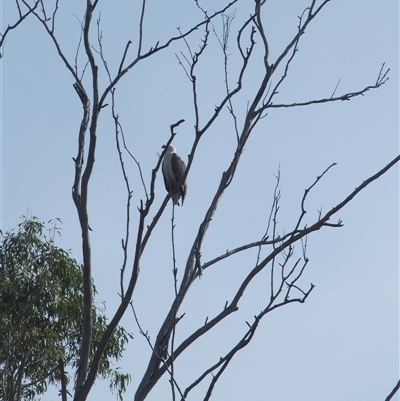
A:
[162,145,187,206]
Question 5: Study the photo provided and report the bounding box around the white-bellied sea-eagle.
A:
[162,145,187,206]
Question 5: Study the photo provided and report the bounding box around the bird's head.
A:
[162,144,176,153]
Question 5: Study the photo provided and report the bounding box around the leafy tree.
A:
[0,217,133,401]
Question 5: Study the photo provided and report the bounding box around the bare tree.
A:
[2,1,398,401]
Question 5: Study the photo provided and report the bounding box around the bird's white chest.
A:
[162,153,175,179]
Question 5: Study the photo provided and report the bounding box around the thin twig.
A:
[137,0,147,57]
[112,89,133,298]
[95,13,112,83]
[169,204,179,401]
[291,163,337,237]
[98,1,238,111]
[129,303,186,400]
[118,41,132,75]
[331,79,341,98]
[0,0,40,51]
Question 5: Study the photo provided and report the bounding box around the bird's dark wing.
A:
[180,181,187,205]
[172,153,187,204]
[171,153,186,182]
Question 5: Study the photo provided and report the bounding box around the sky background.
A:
[1,1,399,400]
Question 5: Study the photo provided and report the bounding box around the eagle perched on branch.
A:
[162,145,187,206]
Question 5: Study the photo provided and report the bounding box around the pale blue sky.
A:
[1,1,399,400]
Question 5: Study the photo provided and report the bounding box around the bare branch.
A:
[0,0,40,52]
[111,89,133,298]
[261,69,389,110]
[260,6,307,113]
[71,81,90,205]
[199,24,257,136]
[95,13,112,83]
[121,136,149,201]
[237,13,256,60]
[178,21,211,132]
[317,154,399,227]
[73,0,100,394]
[211,11,240,142]
[385,380,400,401]
[50,0,60,33]
[118,40,132,75]
[71,13,85,78]
[331,79,341,98]
[26,0,81,82]
[247,0,332,123]
[255,59,389,117]
[202,239,270,271]
[130,303,186,401]
[254,0,271,69]
[98,1,239,110]
[184,278,314,399]
[137,0,147,57]
[376,62,390,85]
[169,205,180,401]
[291,163,337,236]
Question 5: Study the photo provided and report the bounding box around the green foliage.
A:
[0,217,133,401]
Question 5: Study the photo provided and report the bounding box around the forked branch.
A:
[260,63,390,112]
[0,0,40,52]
